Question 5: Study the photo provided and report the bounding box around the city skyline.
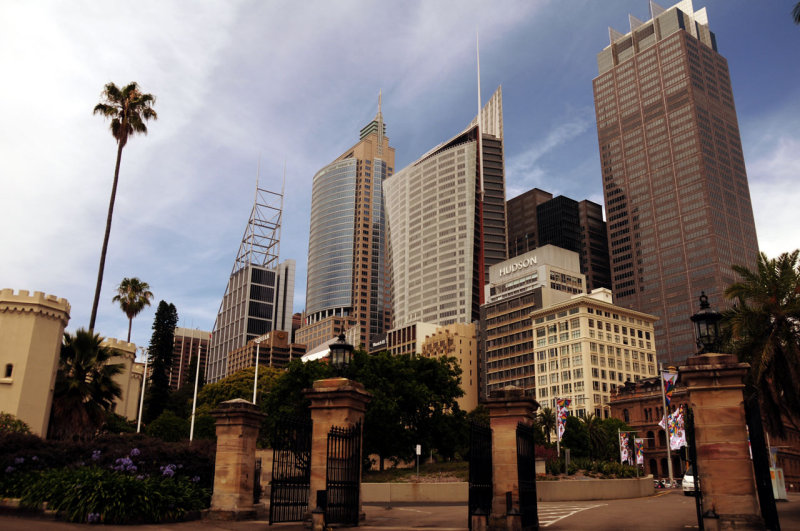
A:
[1,1,798,350]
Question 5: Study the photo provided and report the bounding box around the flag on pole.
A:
[658,414,667,431]
[662,372,678,407]
[634,438,644,465]
[668,405,687,450]
[619,432,630,464]
[556,397,571,442]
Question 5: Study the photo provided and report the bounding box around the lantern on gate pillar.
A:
[690,291,722,354]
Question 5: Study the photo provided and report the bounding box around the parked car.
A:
[683,465,699,496]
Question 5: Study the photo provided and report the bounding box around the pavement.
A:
[0,491,798,530]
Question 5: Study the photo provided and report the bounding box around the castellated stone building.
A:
[0,289,70,436]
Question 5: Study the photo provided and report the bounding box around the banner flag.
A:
[668,405,687,450]
[634,438,644,465]
[658,415,667,431]
[619,432,630,464]
[662,372,678,407]
[556,397,571,442]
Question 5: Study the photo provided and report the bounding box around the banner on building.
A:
[662,372,678,407]
[556,397,571,442]
[634,438,644,466]
[619,431,630,464]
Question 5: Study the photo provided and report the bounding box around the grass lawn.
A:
[363,461,468,483]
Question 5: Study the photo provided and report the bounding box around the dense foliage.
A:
[48,329,123,440]
[0,412,31,434]
[722,250,800,436]
[145,301,179,423]
[112,277,153,342]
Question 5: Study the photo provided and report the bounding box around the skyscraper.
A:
[300,97,395,349]
[206,185,295,383]
[507,189,611,291]
[593,0,759,364]
[385,87,507,328]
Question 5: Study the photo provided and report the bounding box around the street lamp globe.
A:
[689,291,722,354]
[329,333,354,375]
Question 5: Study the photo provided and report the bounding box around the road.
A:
[1,491,797,530]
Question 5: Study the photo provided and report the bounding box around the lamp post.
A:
[329,333,354,377]
[689,292,722,354]
[136,346,148,433]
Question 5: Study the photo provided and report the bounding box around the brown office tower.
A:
[593,1,759,364]
[300,95,395,349]
[170,327,210,391]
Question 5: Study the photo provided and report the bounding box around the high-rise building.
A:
[593,0,759,363]
[421,323,479,412]
[301,96,395,349]
[169,327,210,390]
[385,87,507,328]
[507,189,611,290]
[207,185,295,383]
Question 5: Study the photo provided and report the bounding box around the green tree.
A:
[599,417,631,462]
[538,407,556,444]
[112,277,154,342]
[560,415,589,458]
[49,329,123,440]
[146,410,190,442]
[144,301,178,423]
[196,365,283,416]
[582,414,605,459]
[723,250,800,436]
[89,82,157,332]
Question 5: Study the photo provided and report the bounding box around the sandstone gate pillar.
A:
[208,398,266,520]
[485,388,538,530]
[304,377,371,516]
[680,353,764,530]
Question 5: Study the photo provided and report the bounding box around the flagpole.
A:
[555,398,560,459]
[659,363,674,486]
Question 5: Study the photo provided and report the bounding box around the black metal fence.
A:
[744,396,781,530]
[685,406,704,531]
[516,422,539,530]
[326,421,362,526]
[269,415,312,524]
[254,457,262,504]
[468,422,493,528]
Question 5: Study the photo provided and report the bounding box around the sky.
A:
[2,0,798,354]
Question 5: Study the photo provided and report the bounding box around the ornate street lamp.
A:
[329,333,354,376]
[690,291,722,354]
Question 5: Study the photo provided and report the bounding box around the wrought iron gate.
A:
[326,421,362,526]
[516,422,539,530]
[269,415,312,524]
[468,422,493,528]
[744,396,781,530]
[685,406,704,531]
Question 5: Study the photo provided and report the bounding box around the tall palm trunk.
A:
[127,317,133,342]
[89,140,124,332]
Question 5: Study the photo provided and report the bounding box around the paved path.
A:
[1,491,798,530]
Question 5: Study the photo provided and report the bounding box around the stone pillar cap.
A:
[211,398,266,419]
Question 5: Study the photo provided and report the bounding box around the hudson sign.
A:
[499,256,537,276]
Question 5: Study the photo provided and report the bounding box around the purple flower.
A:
[5,466,14,473]
[136,474,145,480]
[87,512,101,523]
[129,448,141,457]
[191,476,200,483]
[14,457,24,465]
[160,464,176,477]
[31,456,38,461]
[91,450,102,461]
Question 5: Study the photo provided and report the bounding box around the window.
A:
[3,364,11,378]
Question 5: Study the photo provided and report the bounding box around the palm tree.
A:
[723,250,800,436]
[539,407,556,444]
[49,329,123,440]
[89,82,157,332]
[112,277,154,342]
[794,2,800,24]
[582,413,606,459]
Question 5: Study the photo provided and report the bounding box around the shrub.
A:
[18,466,209,524]
[146,411,190,442]
[0,412,31,434]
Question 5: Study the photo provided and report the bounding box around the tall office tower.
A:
[385,87,507,328]
[302,96,395,349]
[207,185,295,383]
[507,189,611,290]
[506,188,553,258]
[169,327,210,390]
[593,0,759,363]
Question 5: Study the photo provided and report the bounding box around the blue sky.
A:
[1,0,798,353]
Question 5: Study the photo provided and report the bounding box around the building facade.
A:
[207,184,295,383]
[507,189,611,291]
[385,87,507,329]
[480,246,585,399]
[593,0,759,364]
[0,289,70,436]
[530,288,658,417]
[226,329,307,374]
[169,327,210,390]
[302,98,395,348]
[421,323,479,412]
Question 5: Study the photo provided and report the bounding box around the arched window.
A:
[649,459,658,477]
[623,409,630,423]
[660,458,668,476]
[3,364,11,378]
[658,429,666,447]
[647,431,655,448]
